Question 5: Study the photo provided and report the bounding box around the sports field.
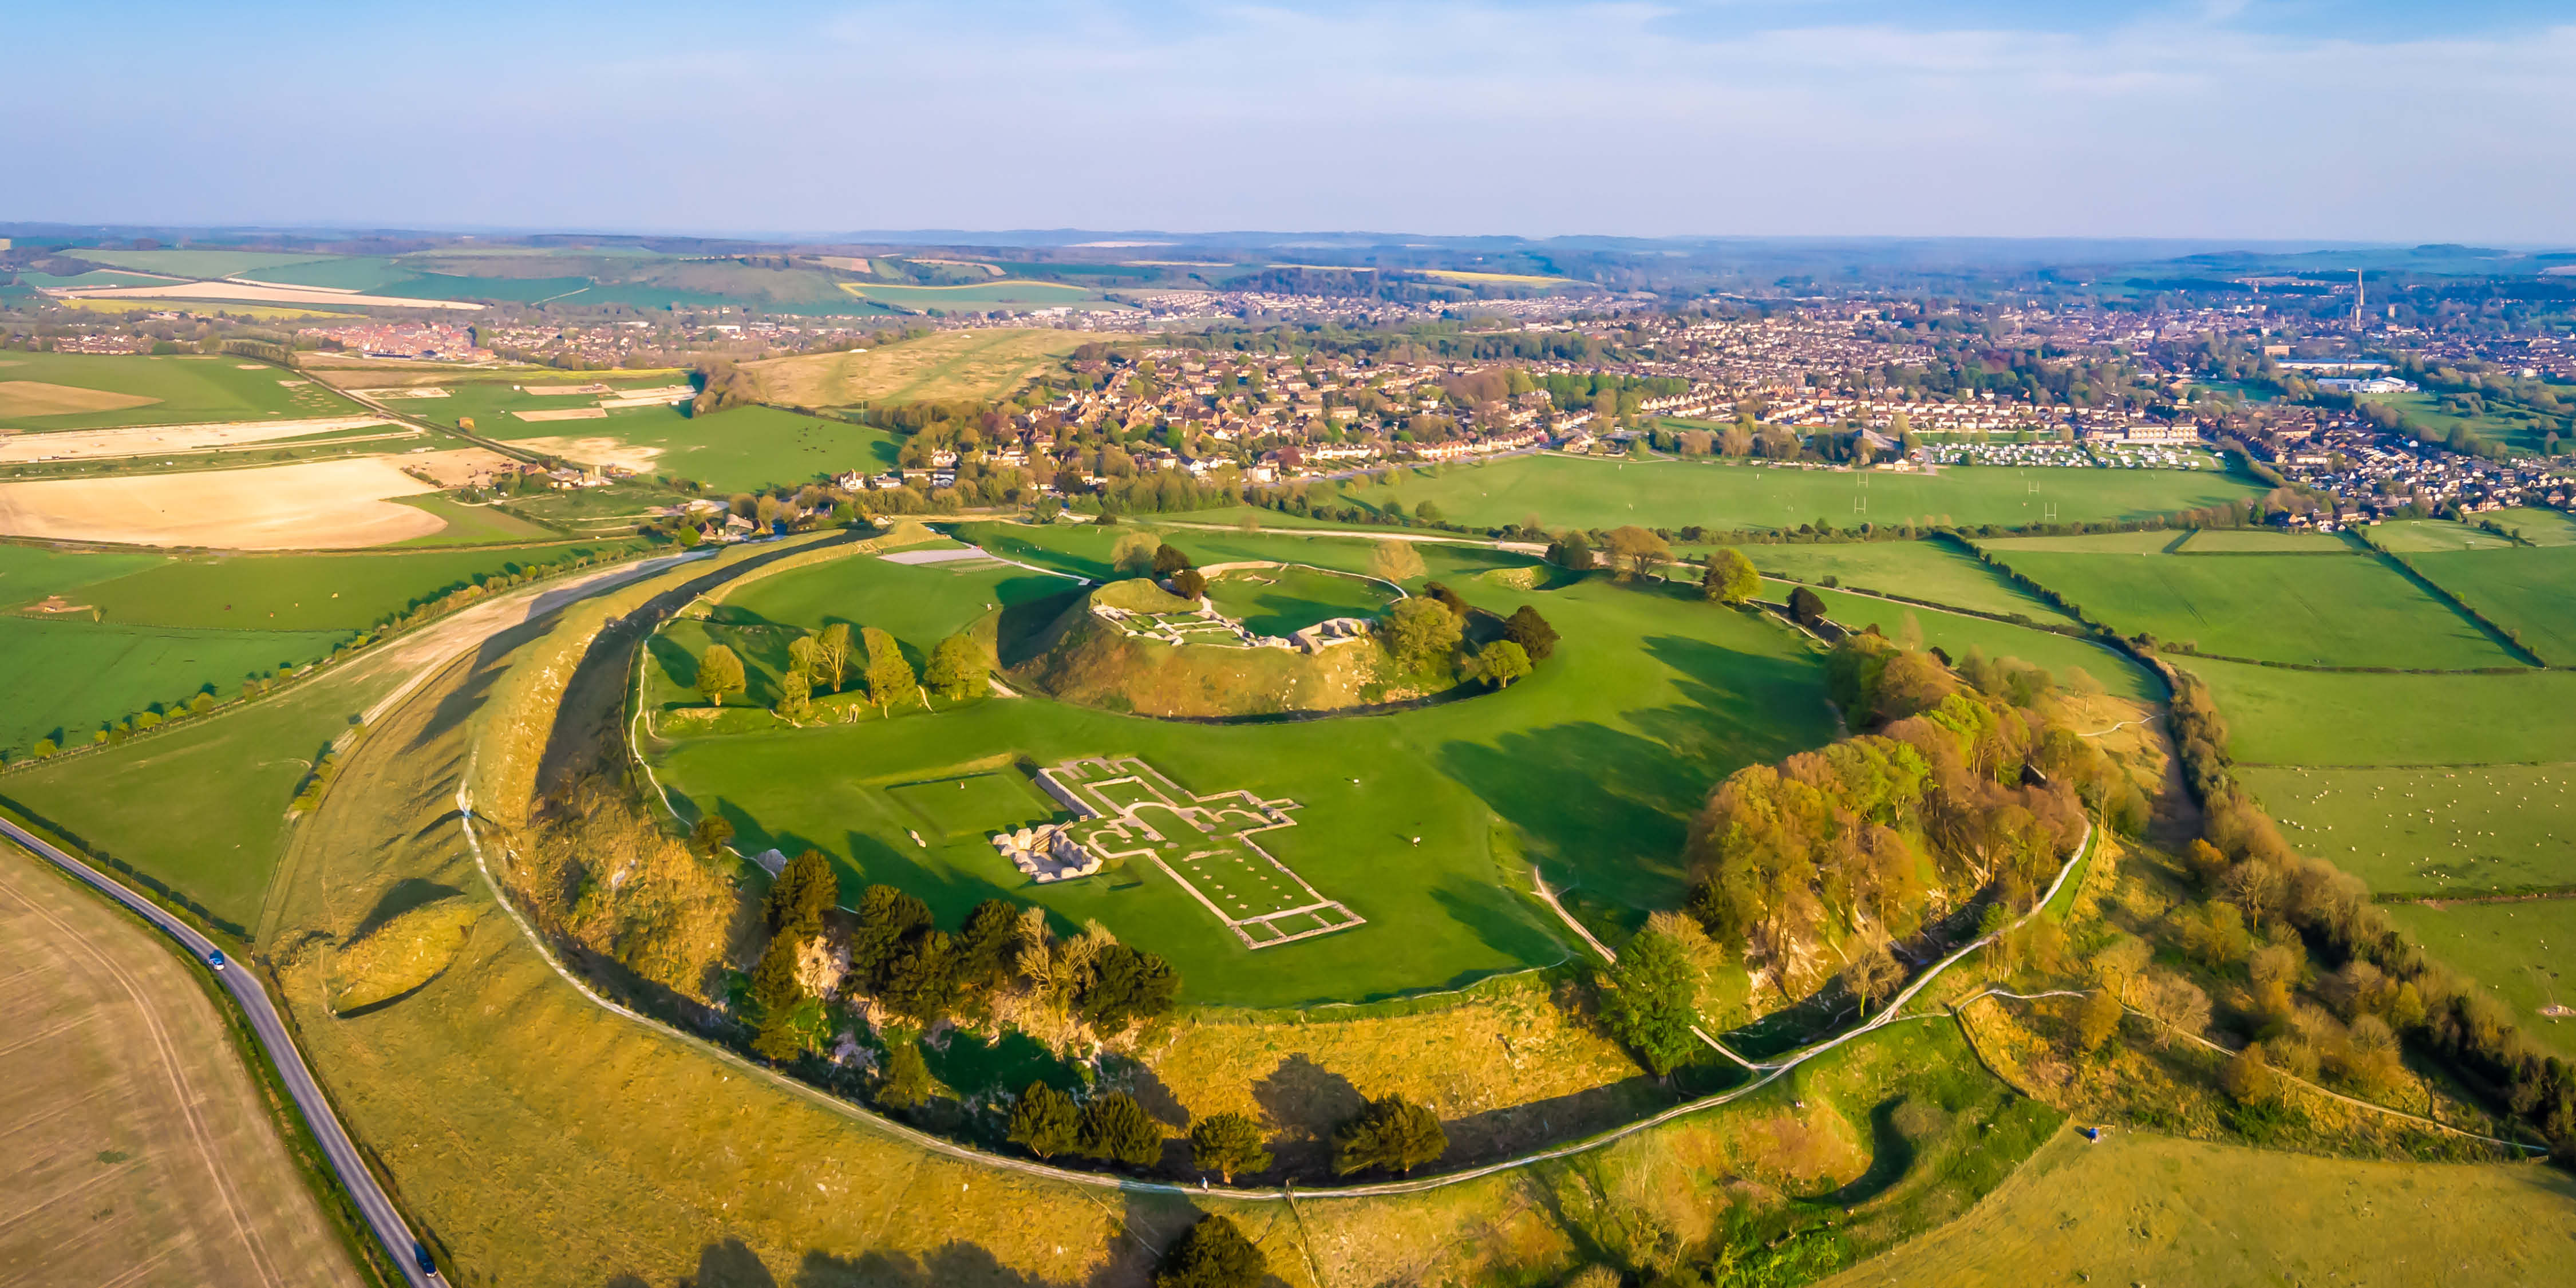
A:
[1820,1126,2576,1287]
[1727,539,2077,623]
[2237,762,2576,898]
[2386,900,2576,1059]
[2406,547,2576,664]
[1981,545,2517,669]
[1333,455,2262,534]
[2370,519,2528,552]
[0,353,362,432]
[650,547,1838,1005]
[1787,584,2159,701]
[0,849,358,1287]
[2183,658,2576,767]
[744,329,1102,407]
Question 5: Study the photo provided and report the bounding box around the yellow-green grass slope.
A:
[268,566,2062,1286]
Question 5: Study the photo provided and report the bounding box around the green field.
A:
[2184,658,2576,766]
[1787,583,2160,702]
[73,544,641,631]
[487,405,899,492]
[0,617,342,754]
[2388,899,2576,1059]
[0,353,362,431]
[60,248,341,279]
[2369,519,2527,552]
[394,377,693,440]
[2364,390,2560,455]
[1727,539,2078,623]
[840,280,1104,309]
[1202,564,1399,635]
[2175,528,2362,552]
[2490,507,2576,546]
[647,550,1836,1006]
[1982,546,2517,669]
[2407,547,2576,664]
[1332,455,2263,534]
[0,542,168,609]
[388,496,562,546]
[958,520,1544,590]
[0,666,393,930]
[2237,763,2576,898]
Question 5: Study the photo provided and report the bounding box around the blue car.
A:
[413,1242,438,1275]
[207,949,227,971]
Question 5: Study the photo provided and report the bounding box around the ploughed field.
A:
[640,528,1838,1006]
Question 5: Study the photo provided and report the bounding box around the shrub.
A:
[1332,1095,1446,1175]
[1008,1081,1080,1159]
[1188,1112,1273,1183]
[1077,1092,1163,1167]
[1153,1214,1267,1288]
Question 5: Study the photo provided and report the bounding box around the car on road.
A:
[207,949,227,971]
[414,1242,439,1277]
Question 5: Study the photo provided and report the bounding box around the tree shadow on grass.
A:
[1813,1095,1915,1208]
[1249,1054,1363,1176]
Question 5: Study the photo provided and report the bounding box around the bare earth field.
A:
[0,415,406,464]
[54,282,484,311]
[744,328,1108,406]
[508,434,665,472]
[0,456,449,548]
[0,849,358,1288]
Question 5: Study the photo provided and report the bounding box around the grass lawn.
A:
[0,617,343,754]
[2182,658,2576,767]
[0,353,362,431]
[1327,455,2262,534]
[2405,547,2576,665]
[2364,390,2562,455]
[649,571,1836,1006]
[2237,763,2576,898]
[2175,528,2362,553]
[73,543,643,632]
[1786,583,2159,701]
[1203,564,1399,635]
[1725,539,2078,623]
[745,329,1100,407]
[1981,547,2517,669]
[399,377,692,439]
[2386,900,2576,1059]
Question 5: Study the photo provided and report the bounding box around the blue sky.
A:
[14,1,2573,241]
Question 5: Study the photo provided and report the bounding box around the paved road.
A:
[0,818,438,1287]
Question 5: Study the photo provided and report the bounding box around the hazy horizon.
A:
[15,1,2571,243]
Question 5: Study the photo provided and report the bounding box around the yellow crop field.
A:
[744,327,1113,406]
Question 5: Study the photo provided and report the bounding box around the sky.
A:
[14,0,2574,242]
